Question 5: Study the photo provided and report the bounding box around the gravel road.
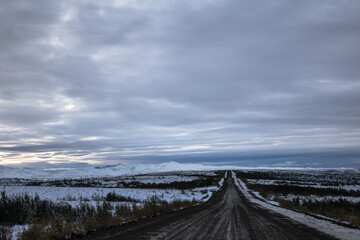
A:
[81,172,337,240]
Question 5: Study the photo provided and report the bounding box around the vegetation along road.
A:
[81,172,336,240]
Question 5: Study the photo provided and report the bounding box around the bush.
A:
[247,184,360,197]
[0,226,12,240]
[105,191,137,202]
[277,198,360,227]
[16,195,198,240]
[0,191,73,225]
[117,176,217,189]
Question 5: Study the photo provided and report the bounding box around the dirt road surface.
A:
[81,172,336,240]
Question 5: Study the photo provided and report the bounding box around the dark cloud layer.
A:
[1,0,359,167]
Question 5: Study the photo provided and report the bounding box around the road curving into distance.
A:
[81,171,337,240]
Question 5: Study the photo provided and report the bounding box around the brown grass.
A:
[20,199,198,240]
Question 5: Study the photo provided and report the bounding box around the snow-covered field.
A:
[0,169,220,189]
[3,166,359,239]
[120,175,200,184]
[238,169,360,204]
[268,194,360,204]
[2,185,218,207]
[0,170,225,240]
[246,179,360,191]
[1,169,224,207]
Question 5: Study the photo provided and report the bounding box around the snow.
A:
[251,191,280,206]
[247,179,360,191]
[10,225,28,240]
[2,162,357,180]
[232,171,360,240]
[2,185,217,206]
[271,194,360,204]
[218,171,227,188]
[0,171,225,240]
[218,178,224,187]
[120,175,200,184]
[0,162,232,180]
[232,173,279,206]
[232,171,248,190]
[218,177,224,187]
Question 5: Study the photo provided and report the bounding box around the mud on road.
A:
[80,172,337,240]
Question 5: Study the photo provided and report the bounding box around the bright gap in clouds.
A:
[0,0,360,168]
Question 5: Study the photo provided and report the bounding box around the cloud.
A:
[0,0,360,167]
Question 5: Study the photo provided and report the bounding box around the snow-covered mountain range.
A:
[0,162,233,179]
[0,162,357,180]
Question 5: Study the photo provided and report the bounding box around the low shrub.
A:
[14,195,198,240]
[276,198,360,227]
[105,191,137,202]
[0,226,12,240]
[247,184,360,197]
[117,176,217,189]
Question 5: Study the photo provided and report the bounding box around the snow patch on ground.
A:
[10,225,28,240]
[251,191,280,206]
[232,171,360,240]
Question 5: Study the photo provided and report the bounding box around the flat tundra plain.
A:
[80,173,339,240]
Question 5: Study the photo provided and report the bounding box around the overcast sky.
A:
[1,0,360,168]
